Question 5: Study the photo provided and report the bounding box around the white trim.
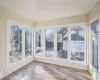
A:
[68,27,71,60]
[22,28,25,60]
[43,29,45,56]
[34,56,88,70]
[54,28,57,58]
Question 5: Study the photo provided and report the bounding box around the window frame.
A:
[57,27,69,59]
[89,13,100,80]
[34,23,87,64]
[70,25,86,63]
[24,28,33,59]
[45,28,55,57]
[7,20,33,67]
[89,18,100,73]
[34,28,44,56]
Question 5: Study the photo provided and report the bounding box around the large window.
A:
[8,22,33,65]
[35,29,43,56]
[71,26,85,61]
[91,20,98,71]
[25,29,32,58]
[45,29,54,57]
[57,27,68,59]
[35,25,86,63]
[9,24,22,63]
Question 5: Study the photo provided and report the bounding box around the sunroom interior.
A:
[0,0,100,80]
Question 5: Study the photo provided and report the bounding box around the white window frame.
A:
[89,13,100,80]
[24,28,33,59]
[34,23,87,64]
[34,28,45,56]
[56,27,69,60]
[7,20,33,67]
[69,25,87,64]
[45,28,55,57]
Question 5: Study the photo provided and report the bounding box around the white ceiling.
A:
[0,0,99,22]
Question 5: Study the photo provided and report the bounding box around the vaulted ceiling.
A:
[0,0,99,22]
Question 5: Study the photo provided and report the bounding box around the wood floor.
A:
[2,61,93,80]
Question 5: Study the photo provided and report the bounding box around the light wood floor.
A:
[2,61,93,80]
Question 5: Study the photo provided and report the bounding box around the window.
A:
[8,21,33,65]
[57,27,68,59]
[71,26,85,61]
[9,24,22,63]
[91,20,98,71]
[34,24,86,63]
[35,29,43,56]
[45,29,54,57]
[25,29,32,58]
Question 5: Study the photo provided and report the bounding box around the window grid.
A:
[8,23,33,65]
[35,25,86,63]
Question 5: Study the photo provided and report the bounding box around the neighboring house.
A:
[57,28,84,59]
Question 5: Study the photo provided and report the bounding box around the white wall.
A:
[34,14,88,27]
[0,6,34,79]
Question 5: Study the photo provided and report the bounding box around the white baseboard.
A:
[35,56,88,70]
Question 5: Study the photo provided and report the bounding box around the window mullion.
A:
[22,28,25,60]
[85,25,88,64]
[68,27,71,61]
[54,28,57,58]
[43,29,45,57]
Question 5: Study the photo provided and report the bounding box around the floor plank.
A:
[2,61,93,80]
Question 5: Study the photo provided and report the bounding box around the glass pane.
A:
[57,27,68,59]
[9,24,22,63]
[91,20,98,71]
[25,29,32,58]
[35,29,43,56]
[71,26,84,61]
[45,29,54,57]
